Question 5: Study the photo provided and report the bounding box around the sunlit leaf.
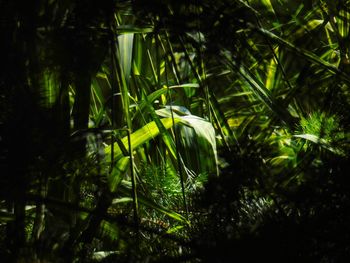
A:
[105,117,181,162]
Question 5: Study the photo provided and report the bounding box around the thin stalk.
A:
[142,34,159,84]
[110,26,117,166]
[127,129,139,231]
[164,32,181,84]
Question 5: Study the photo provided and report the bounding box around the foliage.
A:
[1,0,350,262]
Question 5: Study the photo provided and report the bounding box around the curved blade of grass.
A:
[142,90,178,160]
[105,117,180,162]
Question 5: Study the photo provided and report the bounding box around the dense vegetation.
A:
[1,0,350,262]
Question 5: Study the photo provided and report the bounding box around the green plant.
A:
[2,0,350,262]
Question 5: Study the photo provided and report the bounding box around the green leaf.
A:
[156,107,218,175]
[118,33,134,86]
[105,118,181,162]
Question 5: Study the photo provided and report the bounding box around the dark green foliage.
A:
[191,141,350,262]
[2,0,350,262]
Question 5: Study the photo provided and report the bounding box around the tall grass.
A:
[1,0,350,262]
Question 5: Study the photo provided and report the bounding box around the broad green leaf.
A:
[156,107,218,175]
[118,33,134,86]
[105,118,181,161]
[180,115,218,175]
